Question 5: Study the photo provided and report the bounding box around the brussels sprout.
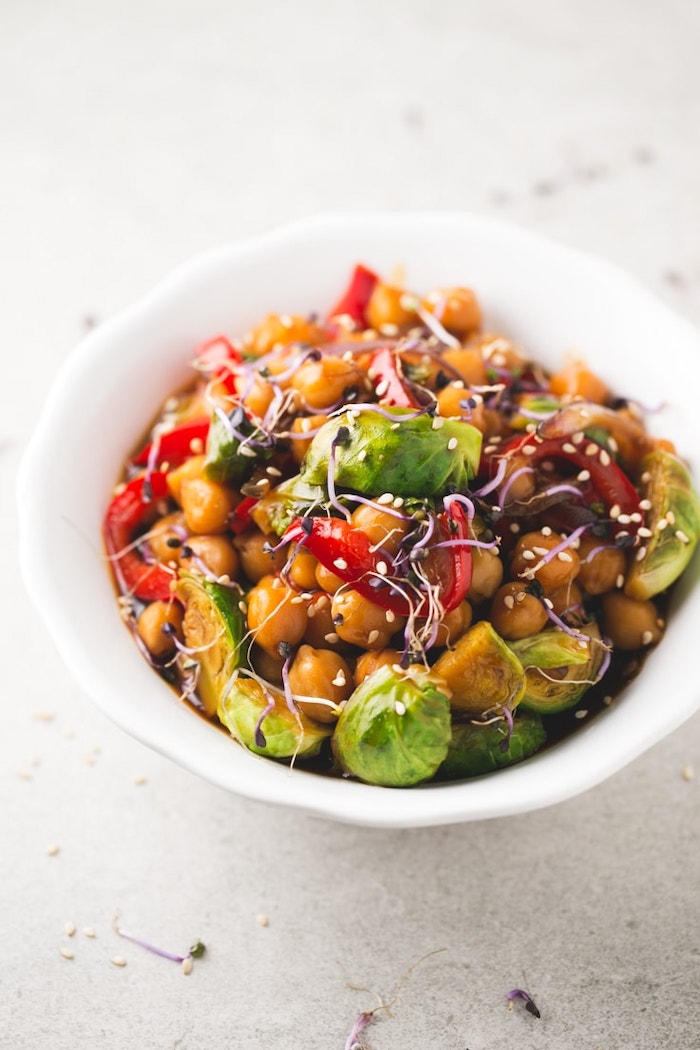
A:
[203,407,272,485]
[625,448,700,600]
[509,394,561,431]
[177,574,247,717]
[432,620,526,717]
[250,474,326,536]
[301,408,482,498]
[508,623,606,715]
[332,664,452,787]
[438,709,546,779]
[218,674,331,759]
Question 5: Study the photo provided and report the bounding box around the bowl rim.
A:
[17,211,700,827]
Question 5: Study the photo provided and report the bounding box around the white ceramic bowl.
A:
[18,213,700,827]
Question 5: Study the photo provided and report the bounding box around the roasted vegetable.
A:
[177,574,247,717]
[432,620,526,717]
[439,709,546,779]
[508,623,606,715]
[218,674,332,759]
[332,665,452,787]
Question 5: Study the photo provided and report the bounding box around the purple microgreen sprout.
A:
[345,948,446,1050]
[111,914,205,973]
[507,987,541,1018]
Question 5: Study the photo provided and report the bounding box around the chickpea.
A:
[245,313,327,357]
[601,592,664,650]
[234,374,275,418]
[245,574,308,655]
[423,286,482,340]
[235,530,288,583]
[289,413,330,464]
[468,547,504,604]
[315,561,346,594]
[477,333,527,373]
[490,581,549,641]
[166,454,206,505]
[148,511,187,565]
[304,591,343,650]
[291,354,366,411]
[433,599,473,647]
[180,476,239,534]
[366,282,415,332]
[179,534,239,579]
[250,643,284,685]
[548,581,585,620]
[436,384,486,431]
[353,648,402,687]
[510,530,581,595]
[576,536,626,595]
[331,589,405,650]
[136,600,184,659]
[440,347,488,387]
[350,502,409,556]
[498,453,536,503]
[288,645,353,722]
[286,549,320,592]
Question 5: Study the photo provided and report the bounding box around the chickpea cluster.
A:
[118,268,672,748]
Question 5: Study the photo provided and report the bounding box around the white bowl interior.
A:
[18,212,700,827]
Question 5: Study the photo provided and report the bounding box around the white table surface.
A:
[3,2,700,1047]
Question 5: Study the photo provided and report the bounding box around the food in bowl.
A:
[103,261,700,788]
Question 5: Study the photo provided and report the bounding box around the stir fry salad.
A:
[104,263,700,787]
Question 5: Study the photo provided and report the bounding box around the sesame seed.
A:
[367,630,380,645]
[562,442,576,454]
[509,522,521,534]
[676,529,690,544]
[642,630,654,645]
[290,595,305,604]
[667,510,676,525]
[521,550,536,561]
[83,927,96,938]
[379,323,399,337]
[257,913,269,927]
[574,709,588,720]
[333,557,348,571]
[532,545,549,556]
[324,632,340,645]
[375,379,390,398]
[544,597,554,609]
[616,574,625,588]
[609,504,621,519]
[638,527,653,538]
[376,561,388,575]
[385,609,396,623]
[639,498,652,510]
[503,594,515,609]
[541,525,552,536]
[33,710,55,722]
[189,437,204,454]
[599,449,611,466]
[617,514,631,525]
[60,948,74,960]
[266,465,282,477]
[577,469,591,482]
[395,700,407,716]
[239,445,258,458]
[392,496,404,508]
[65,922,76,937]
[572,431,585,444]
[390,422,401,430]
[630,512,642,523]
[332,671,346,687]
[656,517,669,531]
[432,416,445,429]
[238,601,248,614]
[46,844,60,856]
[635,546,647,561]
[522,444,536,455]
[447,437,458,451]
[682,765,695,782]
[557,551,573,562]
[585,443,599,456]
[377,492,394,505]
[110,956,127,968]
[641,471,651,483]
[182,957,194,975]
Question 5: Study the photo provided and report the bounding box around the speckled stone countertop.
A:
[2,2,700,1047]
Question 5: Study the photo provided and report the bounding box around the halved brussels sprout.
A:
[625,448,700,600]
[332,664,452,787]
[432,620,526,717]
[250,474,326,536]
[203,408,272,485]
[177,574,247,717]
[301,408,482,498]
[439,709,546,779]
[218,674,331,759]
[508,623,606,715]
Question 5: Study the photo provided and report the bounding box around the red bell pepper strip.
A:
[132,418,211,469]
[282,507,471,616]
[492,433,642,531]
[327,263,379,327]
[194,334,243,395]
[229,495,259,535]
[369,347,422,408]
[103,471,177,602]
